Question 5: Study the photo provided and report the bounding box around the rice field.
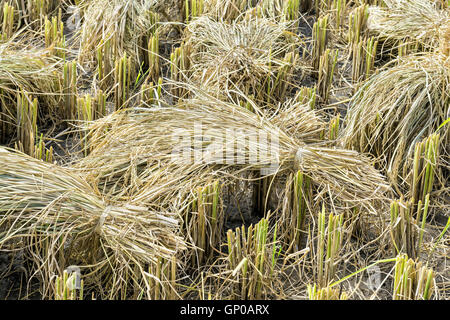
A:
[0,0,448,300]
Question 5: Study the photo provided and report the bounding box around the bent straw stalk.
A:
[0,147,185,299]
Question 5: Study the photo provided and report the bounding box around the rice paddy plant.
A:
[139,78,163,106]
[292,171,311,246]
[96,36,116,90]
[63,60,77,121]
[43,12,65,59]
[188,180,224,265]
[114,53,132,110]
[389,195,429,259]
[367,0,449,53]
[225,218,279,299]
[331,0,347,32]
[147,256,178,300]
[279,171,312,251]
[13,99,53,163]
[269,51,299,103]
[256,0,302,33]
[54,270,84,300]
[28,0,60,28]
[351,36,378,84]
[78,0,160,69]
[312,15,329,70]
[314,206,345,288]
[33,133,53,163]
[0,147,185,299]
[0,42,64,138]
[15,90,38,156]
[328,114,340,140]
[295,86,317,110]
[147,32,160,82]
[256,0,287,19]
[397,39,422,58]
[185,0,205,22]
[1,2,15,41]
[410,134,440,206]
[239,97,255,113]
[283,0,301,21]
[315,0,333,16]
[307,283,348,300]
[0,0,60,30]
[341,53,449,191]
[317,48,338,103]
[170,45,190,99]
[393,253,435,300]
[77,91,106,155]
[347,4,369,45]
[202,0,257,21]
[140,77,163,107]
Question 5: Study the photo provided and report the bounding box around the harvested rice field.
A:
[0,0,448,301]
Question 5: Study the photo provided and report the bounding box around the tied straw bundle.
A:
[341,34,449,191]
[0,147,184,298]
[77,87,390,215]
[183,15,303,102]
[367,0,450,51]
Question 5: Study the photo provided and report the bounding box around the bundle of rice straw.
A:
[76,88,389,215]
[184,15,303,101]
[0,147,184,298]
[341,51,449,191]
[76,0,159,66]
[0,40,64,143]
[0,41,63,108]
[367,0,450,51]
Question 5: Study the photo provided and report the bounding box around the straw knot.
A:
[293,147,306,170]
[95,206,113,234]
